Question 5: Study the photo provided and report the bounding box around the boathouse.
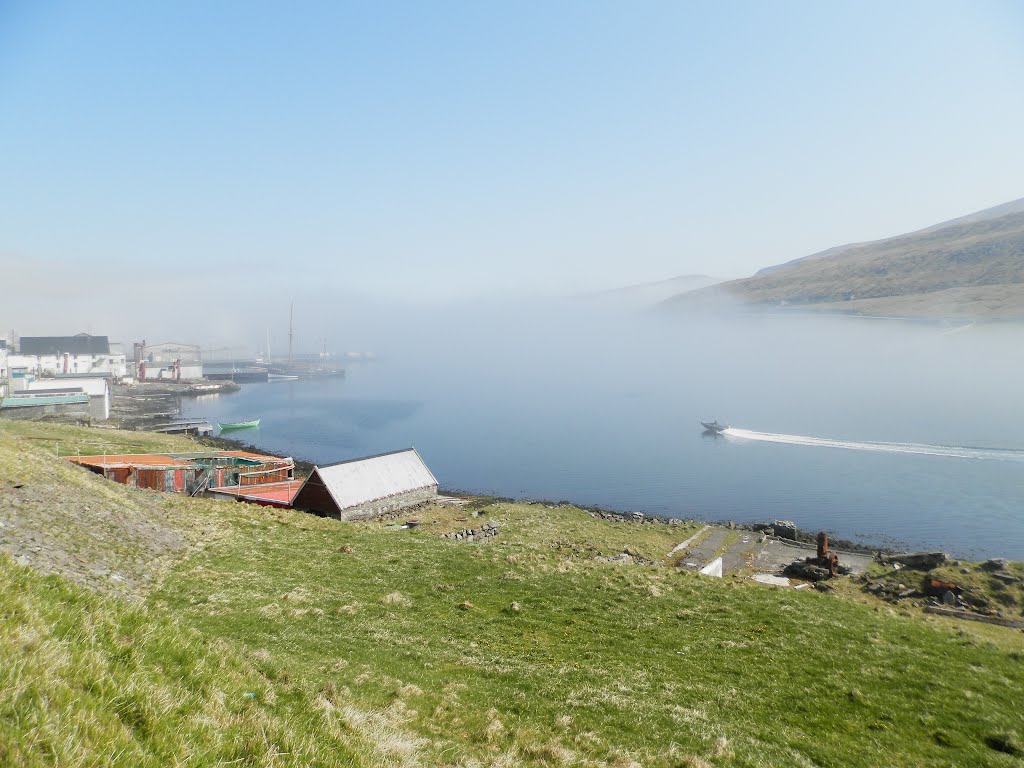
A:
[292,448,438,520]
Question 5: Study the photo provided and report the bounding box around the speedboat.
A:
[700,420,729,434]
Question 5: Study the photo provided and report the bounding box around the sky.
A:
[2,1,1024,343]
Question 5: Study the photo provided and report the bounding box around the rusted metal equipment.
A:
[925,579,961,598]
[783,531,844,581]
[807,532,840,576]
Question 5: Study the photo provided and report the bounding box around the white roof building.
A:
[24,377,111,420]
[293,448,438,520]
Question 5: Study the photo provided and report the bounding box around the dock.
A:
[150,419,215,437]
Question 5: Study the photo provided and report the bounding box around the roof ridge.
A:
[317,447,418,468]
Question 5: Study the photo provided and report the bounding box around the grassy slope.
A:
[0,555,380,767]
[0,421,224,599]
[154,504,1024,768]
[666,211,1024,319]
[2,421,1023,767]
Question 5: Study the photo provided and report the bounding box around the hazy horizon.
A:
[3,1,1024,344]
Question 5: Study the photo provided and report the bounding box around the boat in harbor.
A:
[267,373,300,381]
[701,420,729,434]
[218,419,261,431]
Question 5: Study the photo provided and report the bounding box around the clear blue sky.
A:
[2,1,1023,326]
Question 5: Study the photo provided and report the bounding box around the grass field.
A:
[2,420,1023,766]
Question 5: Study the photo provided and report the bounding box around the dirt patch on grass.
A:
[0,424,211,601]
[0,478,188,601]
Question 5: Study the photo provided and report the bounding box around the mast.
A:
[288,300,294,370]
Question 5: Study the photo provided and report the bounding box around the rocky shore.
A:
[110,380,240,430]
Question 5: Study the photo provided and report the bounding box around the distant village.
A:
[0,331,438,524]
[0,333,203,422]
[0,331,367,423]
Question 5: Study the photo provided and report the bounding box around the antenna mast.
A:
[288,299,294,370]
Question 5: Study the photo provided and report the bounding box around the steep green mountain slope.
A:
[666,203,1024,319]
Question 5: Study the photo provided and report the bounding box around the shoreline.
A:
[100,382,1009,562]
[110,380,240,430]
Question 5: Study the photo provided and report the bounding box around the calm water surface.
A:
[184,311,1024,559]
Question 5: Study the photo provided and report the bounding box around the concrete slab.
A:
[676,528,729,572]
[667,525,709,557]
[720,532,764,574]
[752,573,791,587]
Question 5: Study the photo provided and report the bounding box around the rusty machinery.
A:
[806,531,840,576]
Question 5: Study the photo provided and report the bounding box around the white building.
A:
[17,335,127,379]
[5,354,39,392]
[24,376,111,420]
[0,341,7,398]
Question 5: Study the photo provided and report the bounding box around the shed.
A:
[293,448,438,520]
[67,450,294,495]
[26,377,110,420]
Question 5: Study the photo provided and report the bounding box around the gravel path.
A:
[675,528,730,571]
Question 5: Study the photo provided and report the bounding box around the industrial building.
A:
[17,334,128,379]
[134,341,203,381]
[67,450,295,496]
[292,448,438,520]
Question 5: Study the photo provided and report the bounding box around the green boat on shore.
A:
[217,419,260,431]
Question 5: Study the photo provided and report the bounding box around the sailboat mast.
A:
[288,300,294,370]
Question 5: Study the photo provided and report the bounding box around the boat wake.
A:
[721,428,1024,462]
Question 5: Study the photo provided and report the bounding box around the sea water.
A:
[183,309,1024,559]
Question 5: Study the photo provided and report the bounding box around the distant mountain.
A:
[756,197,1024,278]
[665,198,1024,320]
[579,274,723,308]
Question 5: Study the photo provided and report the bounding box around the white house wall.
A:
[26,377,110,420]
[14,353,126,379]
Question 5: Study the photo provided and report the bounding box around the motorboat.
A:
[700,420,729,434]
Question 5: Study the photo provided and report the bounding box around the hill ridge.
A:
[666,198,1024,320]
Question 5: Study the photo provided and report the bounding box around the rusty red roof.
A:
[67,450,292,470]
[69,454,193,468]
[208,480,303,506]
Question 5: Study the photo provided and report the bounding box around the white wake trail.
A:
[722,428,1024,463]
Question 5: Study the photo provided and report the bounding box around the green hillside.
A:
[666,205,1024,320]
[2,421,1023,767]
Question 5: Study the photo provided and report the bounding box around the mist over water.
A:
[185,305,1024,559]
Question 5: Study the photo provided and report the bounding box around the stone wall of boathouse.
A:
[332,485,438,521]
